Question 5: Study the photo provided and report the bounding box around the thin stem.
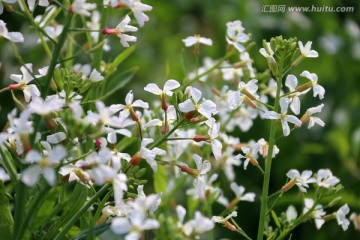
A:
[256,164,265,175]
[137,121,143,140]
[257,51,285,240]
[0,87,9,93]
[266,192,283,216]
[231,218,253,240]
[53,184,111,240]
[149,118,185,150]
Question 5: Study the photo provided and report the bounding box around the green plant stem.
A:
[53,183,111,240]
[275,202,317,240]
[257,53,284,240]
[0,148,17,184]
[93,7,109,70]
[14,184,49,240]
[149,118,185,150]
[231,218,252,240]
[30,13,73,144]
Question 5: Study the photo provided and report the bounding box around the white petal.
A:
[163,79,180,94]
[183,36,197,47]
[7,32,24,43]
[21,165,41,186]
[178,99,195,112]
[111,217,131,234]
[263,111,280,120]
[132,99,149,109]
[144,83,162,95]
[189,87,202,103]
[89,69,104,82]
[285,115,302,126]
[47,132,66,144]
[281,119,290,136]
[211,139,222,160]
[285,74,298,91]
[43,167,56,185]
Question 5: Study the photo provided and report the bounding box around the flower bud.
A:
[193,135,210,142]
[184,110,198,120]
[281,178,297,192]
[224,221,237,231]
[130,152,142,166]
[180,165,199,178]
[267,56,278,77]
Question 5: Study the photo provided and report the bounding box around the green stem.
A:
[231,218,252,240]
[93,7,109,70]
[257,52,284,240]
[14,184,49,240]
[53,184,111,240]
[0,147,18,184]
[30,13,73,144]
[149,118,185,150]
[275,202,317,240]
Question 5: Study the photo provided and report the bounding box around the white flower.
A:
[207,121,222,160]
[118,90,149,122]
[298,41,319,58]
[301,104,325,129]
[0,167,10,182]
[316,169,340,188]
[0,20,24,42]
[304,198,326,229]
[122,0,152,27]
[27,0,49,12]
[58,161,92,187]
[103,15,138,48]
[89,69,104,82]
[47,132,66,144]
[144,79,180,98]
[230,182,255,202]
[263,98,302,136]
[85,101,124,128]
[257,138,279,158]
[336,204,350,231]
[182,35,213,47]
[284,169,316,192]
[300,71,325,100]
[259,41,274,58]
[10,63,40,102]
[181,154,211,200]
[130,138,166,172]
[350,213,360,230]
[113,173,128,206]
[29,96,64,115]
[70,0,96,17]
[21,144,67,186]
[178,87,217,120]
[111,210,160,238]
[234,144,259,170]
[212,211,237,231]
[286,205,298,222]
[130,185,161,215]
[226,20,249,52]
[285,74,307,115]
[183,211,214,237]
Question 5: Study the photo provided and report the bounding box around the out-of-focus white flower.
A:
[229,182,255,204]
[336,204,350,231]
[183,34,213,47]
[226,20,249,52]
[111,210,160,238]
[181,154,211,200]
[9,63,40,102]
[183,211,214,238]
[59,161,93,187]
[282,169,316,192]
[130,185,161,215]
[286,205,298,222]
[21,144,67,186]
[27,0,49,12]
[263,98,302,136]
[29,96,64,115]
[0,167,10,181]
[102,15,138,47]
[303,198,326,229]
[299,71,325,100]
[350,212,360,230]
[122,0,153,27]
[259,41,274,58]
[69,0,96,17]
[316,169,340,188]
[113,173,128,206]
[0,20,24,42]
[144,79,180,97]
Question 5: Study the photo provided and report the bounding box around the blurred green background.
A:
[1,0,360,239]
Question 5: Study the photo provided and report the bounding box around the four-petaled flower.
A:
[226,20,249,52]
[299,71,325,100]
[102,15,138,47]
[263,98,302,136]
[303,198,326,230]
[336,204,350,231]
[183,34,213,47]
[282,169,316,192]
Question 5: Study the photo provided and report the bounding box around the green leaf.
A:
[154,164,167,194]
[70,222,110,240]
[98,67,138,101]
[0,181,13,239]
[106,44,137,76]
